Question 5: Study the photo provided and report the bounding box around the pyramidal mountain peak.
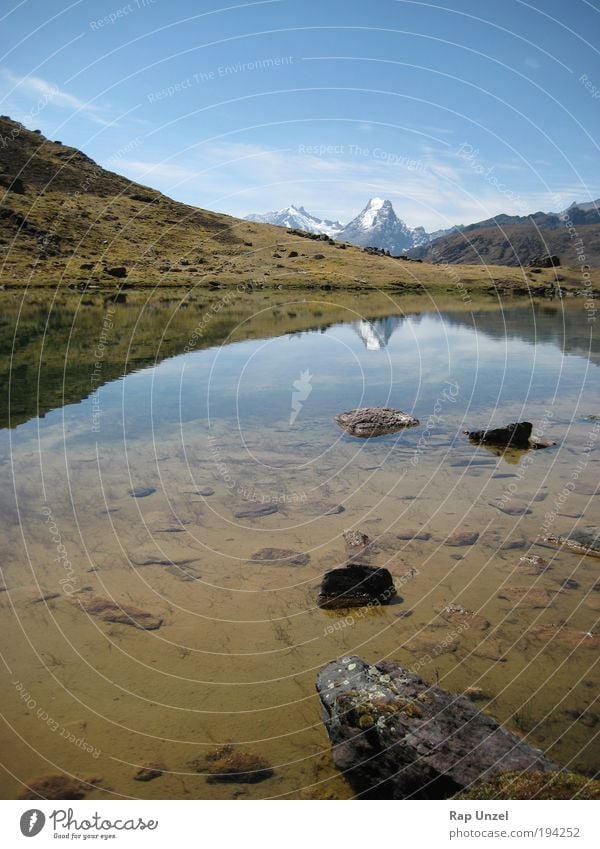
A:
[245,196,433,253]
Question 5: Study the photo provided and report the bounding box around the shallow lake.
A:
[1,289,598,799]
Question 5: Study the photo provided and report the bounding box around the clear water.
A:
[1,291,598,799]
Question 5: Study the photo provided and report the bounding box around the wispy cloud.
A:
[105,140,593,231]
[0,69,112,125]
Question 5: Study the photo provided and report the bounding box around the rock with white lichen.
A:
[334,407,419,437]
[316,656,557,798]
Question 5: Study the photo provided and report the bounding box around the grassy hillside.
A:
[0,116,599,297]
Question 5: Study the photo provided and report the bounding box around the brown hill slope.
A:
[409,209,600,267]
[0,116,598,296]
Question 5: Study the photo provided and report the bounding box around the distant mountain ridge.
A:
[245,197,451,253]
[246,198,600,266]
[407,199,600,267]
[245,204,344,238]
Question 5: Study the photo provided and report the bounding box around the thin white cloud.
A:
[0,69,112,125]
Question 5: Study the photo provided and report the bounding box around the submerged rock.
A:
[192,744,273,784]
[343,530,371,551]
[318,564,397,609]
[436,602,490,630]
[73,593,163,630]
[233,502,279,519]
[316,656,556,798]
[466,422,532,449]
[128,486,156,498]
[334,407,419,437]
[443,531,479,547]
[144,510,189,533]
[540,528,600,559]
[497,585,554,609]
[133,762,165,782]
[19,774,93,800]
[128,546,198,567]
[249,548,309,566]
[396,529,431,541]
[489,500,532,516]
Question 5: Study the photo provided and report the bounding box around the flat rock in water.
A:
[497,585,554,609]
[233,503,279,519]
[529,624,600,650]
[144,510,189,533]
[444,531,479,547]
[318,564,397,609]
[509,554,552,576]
[334,407,419,437]
[19,774,90,800]
[73,593,163,630]
[343,530,371,550]
[133,762,165,781]
[402,631,459,655]
[316,656,556,798]
[436,602,490,631]
[24,589,60,604]
[489,500,532,516]
[128,546,198,567]
[192,744,273,784]
[396,529,431,541]
[574,482,600,496]
[249,548,309,566]
[128,487,156,498]
[467,421,532,449]
[540,528,600,559]
[482,531,526,550]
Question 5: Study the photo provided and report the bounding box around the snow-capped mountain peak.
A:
[244,204,344,237]
[339,197,415,252]
[245,198,440,253]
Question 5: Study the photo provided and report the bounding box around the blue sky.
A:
[1,0,599,230]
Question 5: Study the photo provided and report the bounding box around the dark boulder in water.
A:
[466,421,532,449]
[318,564,397,609]
[316,656,557,798]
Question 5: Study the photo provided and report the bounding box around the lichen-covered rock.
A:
[540,528,600,559]
[318,564,397,609]
[436,602,490,631]
[454,770,600,800]
[316,656,557,798]
[343,530,371,550]
[334,407,419,437]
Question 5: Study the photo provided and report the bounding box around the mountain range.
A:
[247,198,600,266]
[246,198,447,253]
